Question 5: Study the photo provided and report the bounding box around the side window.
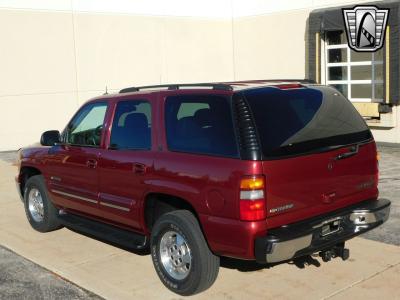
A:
[110,100,151,150]
[165,95,238,157]
[65,102,107,147]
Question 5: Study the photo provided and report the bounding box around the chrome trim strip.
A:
[51,189,98,204]
[266,234,312,263]
[99,201,130,212]
[50,176,61,182]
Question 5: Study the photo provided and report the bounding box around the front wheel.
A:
[150,210,219,296]
[24,175,62,233]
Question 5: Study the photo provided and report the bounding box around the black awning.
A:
[320,8,346,32]
[309,0,399,33]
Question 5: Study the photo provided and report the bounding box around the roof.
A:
[89,79,317,102]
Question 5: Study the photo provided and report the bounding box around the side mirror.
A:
[40,130,61,146]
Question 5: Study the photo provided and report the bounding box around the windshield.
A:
[243,86,372,159]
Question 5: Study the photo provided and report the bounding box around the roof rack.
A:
[231,79,316,84]
[118,79,316,94]
[119,83,233,93]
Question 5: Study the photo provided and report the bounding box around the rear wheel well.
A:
[144,193,199,232]
[20,167,42,197]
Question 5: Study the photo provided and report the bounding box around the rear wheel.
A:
[24,175,62,232]
[150,210,219,296]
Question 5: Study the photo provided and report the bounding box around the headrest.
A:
[194,108,212,127]
[176,117,202,137]
[125,113,148,129]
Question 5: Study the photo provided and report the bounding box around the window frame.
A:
[164,94,240,159]
[108,99,152,151]
[324,31,384,103]
[62,101,108,148]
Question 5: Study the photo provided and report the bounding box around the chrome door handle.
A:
[133,163,147,174]
[86,159,97,169]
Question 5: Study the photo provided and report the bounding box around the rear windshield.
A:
[243,86,372,159]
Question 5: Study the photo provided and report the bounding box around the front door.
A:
[47,101,108,217]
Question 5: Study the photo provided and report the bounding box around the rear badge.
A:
[269,203,294,214]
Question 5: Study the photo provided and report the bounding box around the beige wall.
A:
[0,10,78,150]
[0,10,234,150]
[232,9,310,80]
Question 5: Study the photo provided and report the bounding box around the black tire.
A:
[151,210,219,296]
[24,175,62,233]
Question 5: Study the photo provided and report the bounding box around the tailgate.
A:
[263,141,378,227]
[241,85,379,228]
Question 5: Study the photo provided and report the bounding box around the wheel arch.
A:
[143,192,202,233]
[19,166,42,197]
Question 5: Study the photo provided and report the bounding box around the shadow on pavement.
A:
[220,254,322,272]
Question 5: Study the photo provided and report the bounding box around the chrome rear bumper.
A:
[255,198,390,264]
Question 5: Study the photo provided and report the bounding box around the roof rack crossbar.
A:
[119,83,233,93]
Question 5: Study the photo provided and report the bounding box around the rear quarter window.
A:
[165,95,239,158]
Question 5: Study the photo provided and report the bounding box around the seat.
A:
[172,117,210,152]
[111,113,150,149]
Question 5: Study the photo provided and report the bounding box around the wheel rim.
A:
[159,230,192,280]
[28,188,44,223]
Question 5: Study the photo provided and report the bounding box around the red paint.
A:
[17,86,379,260]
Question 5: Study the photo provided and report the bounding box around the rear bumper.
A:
[255,198,391,264]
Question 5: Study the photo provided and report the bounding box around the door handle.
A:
[86,159,97,169]
[133,163,147,174]
[335,145,359,161]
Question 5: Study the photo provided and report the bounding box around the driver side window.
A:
[65,102,108,147]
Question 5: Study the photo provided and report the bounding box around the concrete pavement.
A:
[0,154,399,299]
[0,245,102,300]
[362,144,400,245]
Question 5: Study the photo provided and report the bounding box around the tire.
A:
[150,210,220,296]
[24,175,62,232]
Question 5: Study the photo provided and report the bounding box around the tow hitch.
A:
[319,243,350,262]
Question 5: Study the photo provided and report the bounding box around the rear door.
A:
[97,97,155,229]
[243,86,379,227]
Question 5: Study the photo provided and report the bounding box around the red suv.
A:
[16,81,390,295]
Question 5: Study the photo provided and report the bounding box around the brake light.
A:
[275,83,303,90]
[239,176,266,221]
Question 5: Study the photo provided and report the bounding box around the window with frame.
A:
[109,100,151,150]
[165,95,239,157]
[65,102,107,147]
[325,30,384,102]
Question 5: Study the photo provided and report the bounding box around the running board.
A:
[58,213,148,250]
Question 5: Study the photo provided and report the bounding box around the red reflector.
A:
[275,83,303,90]
[240,199,266,221]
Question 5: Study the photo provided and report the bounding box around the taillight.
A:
[239,176,266,221]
